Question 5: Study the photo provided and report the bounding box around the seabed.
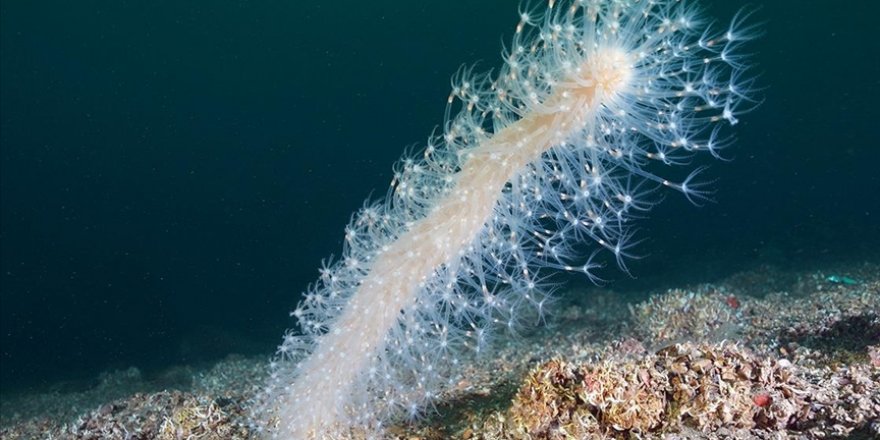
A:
[2,261,878,439]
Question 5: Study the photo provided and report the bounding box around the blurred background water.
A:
[2,0,878,393]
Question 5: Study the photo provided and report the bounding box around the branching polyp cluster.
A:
[252,1,757,438]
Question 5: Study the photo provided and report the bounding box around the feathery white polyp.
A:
[253,0,758,437]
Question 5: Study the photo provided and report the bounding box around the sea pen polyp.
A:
[252,1,758,438]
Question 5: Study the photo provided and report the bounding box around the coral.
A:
[68,391,247,440]
[629,286,744,344]
[159,395,247,440]
[506,342,879,439]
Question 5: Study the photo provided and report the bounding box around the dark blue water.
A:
[2,1,878,392]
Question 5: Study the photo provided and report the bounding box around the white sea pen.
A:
[252,1,759,438]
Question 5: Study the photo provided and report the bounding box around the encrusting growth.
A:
[252,1,758,438]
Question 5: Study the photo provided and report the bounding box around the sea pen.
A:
[253,1,758,438]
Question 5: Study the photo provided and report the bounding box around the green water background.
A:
[1,1,878,392]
